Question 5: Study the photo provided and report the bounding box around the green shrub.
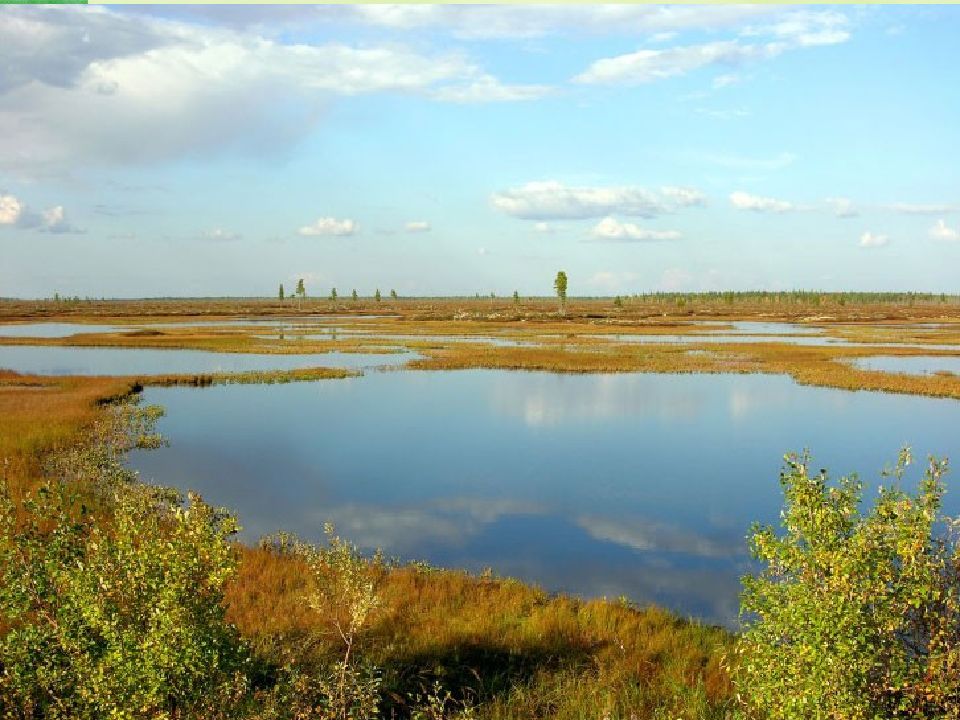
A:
[735,449,960,719]
[0,404,248,719]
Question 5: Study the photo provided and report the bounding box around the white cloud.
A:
[405,220,431,232]
[298,217,357,237]
[0,194,79,232]
[573,10,849,86]
[890,202,958,215]
[659,185,707,207]
[534,222,555,234]
[859,231,889,248]
[202,227,241,242]
[729,191,794,213]
[0,194,25,225]
[0,6,545,174]
[430,74,550,103]
[491,181,706,221]
[590,217,681,242]
[930,219,959,242]
[825,197,857,218]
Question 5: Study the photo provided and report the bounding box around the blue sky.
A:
[1,4,958,298]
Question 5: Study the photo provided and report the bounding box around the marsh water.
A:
[0,344,416,375]
[130,370,960,626]
[851,355,960,376]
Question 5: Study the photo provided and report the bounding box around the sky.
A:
[1,4,959,298]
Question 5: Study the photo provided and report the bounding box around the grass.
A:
[229,546,732,718]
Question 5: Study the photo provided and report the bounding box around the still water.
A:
[130,370,960,626]
[851,355,960,376]
[0,344,417,375]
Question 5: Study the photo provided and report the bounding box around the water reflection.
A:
[129,370,960,626]
[850,355,960,376]
[0,344,417,375]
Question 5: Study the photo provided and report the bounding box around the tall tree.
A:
[330,287,337,302]
[374,288,381,303]
[554,270,568,315]
[352,289,358,302]
[278,283,285,305]
[390,289,398,300]
[513,290,519,305]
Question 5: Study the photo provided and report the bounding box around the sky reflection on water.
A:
[130,370,960,626]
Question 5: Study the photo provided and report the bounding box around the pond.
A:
[850,355,960,376]
[129,370,960,626]
[0,344,417,375]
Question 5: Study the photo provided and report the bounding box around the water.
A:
[129,370,960,626]
[851,356,960,376]
[0,322,127,337]
[583,333,856,346]
[0,344,417,375]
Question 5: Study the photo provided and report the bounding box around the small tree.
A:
[296,278,306,310]
[330,287,338,302]
[390,289,398,300]
[279,283,285,305]
[513,290,519,305]
[352,289,358,302]
[735,449,960,719]
[614,295,623,308]
[554,271,568,315]
[374,289,381,303]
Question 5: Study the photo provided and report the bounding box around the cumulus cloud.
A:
[859,231,889,248]
[930,219,959,242]
[590,217,681,242]
[0,6,546,174]
[298,217,357,237]
[825,197,858,218]
[405,220,431,232]
[573,10,849,86]
[491,181,706,221]
[890,202,958,215]
[0,194,25,226]
[0,193,80,233]
[729,191,794,213]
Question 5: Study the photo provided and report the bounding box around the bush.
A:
[0,404,248,719]
[735,449,960,719]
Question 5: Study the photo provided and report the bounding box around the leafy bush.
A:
[0,403,248,719]
[735,449,960,719]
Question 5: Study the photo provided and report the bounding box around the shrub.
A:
[735,449,960,719]
[0,403,248,719]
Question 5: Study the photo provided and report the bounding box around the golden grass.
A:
[228,546,732,718]
[0,370,133,499]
